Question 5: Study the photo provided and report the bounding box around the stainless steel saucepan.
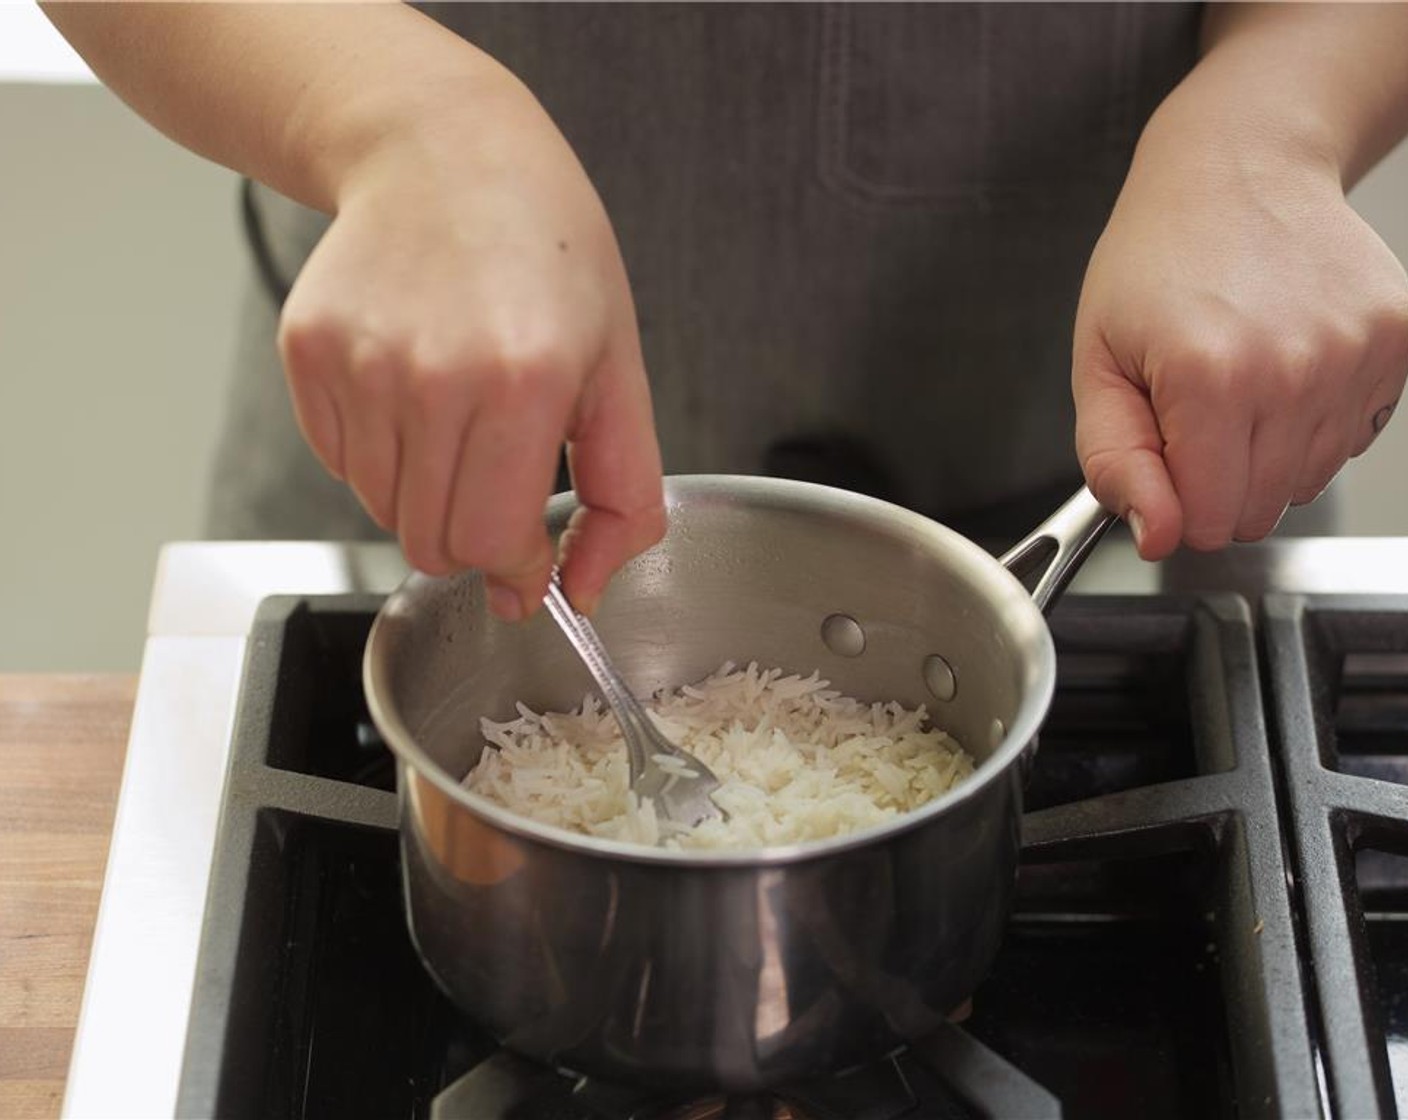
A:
[364,475,1114,1091]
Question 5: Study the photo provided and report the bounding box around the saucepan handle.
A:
[998,487,1118,615]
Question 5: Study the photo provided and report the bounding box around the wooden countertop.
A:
[0,675,135,1120]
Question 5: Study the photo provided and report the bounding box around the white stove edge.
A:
[62,543,406,1120]
[60,536,1408,1117]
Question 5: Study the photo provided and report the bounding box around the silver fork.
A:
[542,572,726,832]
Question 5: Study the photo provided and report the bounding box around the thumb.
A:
[1073,346,1182,560]
[557,337,666,614]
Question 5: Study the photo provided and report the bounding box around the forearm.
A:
[1153,3,1408,188]
[41,1,531,212]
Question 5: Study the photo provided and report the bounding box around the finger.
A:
[443,371,573,619]
[1353,394,1400,458]
[395,379,473,576]
[1291,376,1401,508]
[340,343,403,531]
[342,414,402,531]
[1292,418,1354,506]
[1156,373,1253,553]
[278,314,347,479]
[1351,327,1408,457]
[1073,354,1181,560]
[558,341,666,614]
[1235,415,1311,542]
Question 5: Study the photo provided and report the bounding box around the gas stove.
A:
[60,539,1408,1119]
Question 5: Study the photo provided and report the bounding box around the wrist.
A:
[277,27,539,213]
[1126,75,1346,214]
[1138,71,1344,190]
[1154,3,1408,192]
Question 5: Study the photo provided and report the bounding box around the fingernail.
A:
[486,583,523,622]
[1128,509,1147,551]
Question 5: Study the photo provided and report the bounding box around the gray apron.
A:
[206,2,1206,546]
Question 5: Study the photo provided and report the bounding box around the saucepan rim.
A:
[364,474,1057,868]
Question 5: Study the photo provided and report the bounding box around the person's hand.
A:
[1073,106,1408,560]
[277,84,664,618]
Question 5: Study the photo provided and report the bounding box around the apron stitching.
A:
[817,3,976,207]
[815,5,1120,211]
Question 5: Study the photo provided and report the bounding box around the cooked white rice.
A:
[464,661,975,851]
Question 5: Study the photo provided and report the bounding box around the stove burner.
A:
[428,1025,1059,1120]
[425,1049,907,1120]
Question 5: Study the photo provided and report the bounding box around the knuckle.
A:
[404,356,466,420]
[277,310,343,380]
[1323,318,1371,363]
[1375,295,1408,366]
[1170,330,1262,385]
[478,328,579,403]
[1245,332,1326,406]
[1374,289,1408,338]
[1167,352,1240,405]
[501,334,574,379]
[348,335,408,402]
[1077,447,1126,508]
[1269,336,1322,395]
[1171,326,1332,407]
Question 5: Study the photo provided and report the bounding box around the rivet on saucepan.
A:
[989,718,1007,751]
[922,654,957,702]
[820,613,866,657]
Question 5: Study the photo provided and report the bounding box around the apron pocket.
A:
[817,3,1143,211]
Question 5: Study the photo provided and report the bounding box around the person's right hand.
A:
[277,81,665,620]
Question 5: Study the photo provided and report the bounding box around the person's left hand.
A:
[1073,107,1408,560]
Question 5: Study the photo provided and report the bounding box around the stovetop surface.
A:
[55,538,1408,1120]
[158,590,1408,1120]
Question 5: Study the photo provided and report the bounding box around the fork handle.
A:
[543,571,653,784]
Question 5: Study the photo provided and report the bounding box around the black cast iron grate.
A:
[174,593,1319,1119]
[1262,594,1408,1120]
[1013,595,1319,1120]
